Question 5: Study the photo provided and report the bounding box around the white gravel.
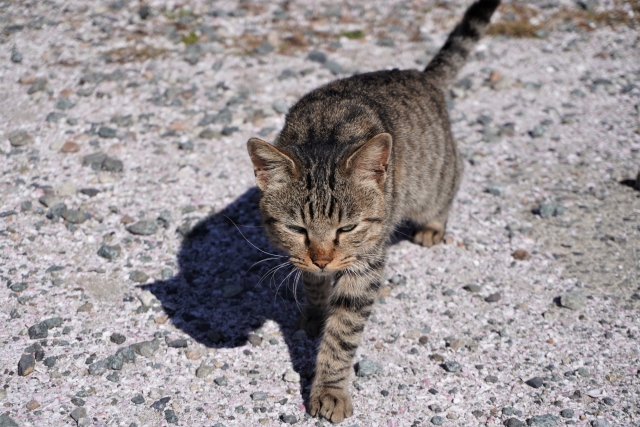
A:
[1,0,639,426]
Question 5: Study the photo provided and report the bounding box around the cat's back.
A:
[276,69,447,151]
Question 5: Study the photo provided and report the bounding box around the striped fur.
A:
[247,0,500,423]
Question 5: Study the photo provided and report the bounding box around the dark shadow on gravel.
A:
[143,187,414,410]
[143,187,318,401]
[619,176,639,192]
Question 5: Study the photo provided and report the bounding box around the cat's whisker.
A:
[267,261,292,291]
[245,256,282,274]
[224,215,284,258]
[256,261,291,291]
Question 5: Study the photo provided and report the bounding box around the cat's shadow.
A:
[143,186,413,408]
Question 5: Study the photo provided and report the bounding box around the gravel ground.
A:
[1,0,639,426]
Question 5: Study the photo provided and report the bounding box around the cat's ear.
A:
[344,133,392,187]
[247,138,298,191]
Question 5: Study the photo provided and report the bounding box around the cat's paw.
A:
[295,314,324,337]
[413,222,445,247]
[309,386,353,423]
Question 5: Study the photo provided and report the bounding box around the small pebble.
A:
[18,354,35,376]
[560,409,574,418]
[526,377,544,389]
[110,333,126,344]
[442,361,461,373]
[485,293,501,303]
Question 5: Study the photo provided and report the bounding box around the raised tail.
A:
[424,0,501,88]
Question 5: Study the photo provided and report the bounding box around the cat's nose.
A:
[312,257,332,269]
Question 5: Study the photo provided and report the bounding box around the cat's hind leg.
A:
[296,272,332,337]
[411,211,449,248]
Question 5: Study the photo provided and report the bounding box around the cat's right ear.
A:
[247,138,298,191]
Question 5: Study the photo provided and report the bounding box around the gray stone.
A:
[127,220,158,235]
[464,284,482,293]
[28,78,48,94]
[70,407,87,422]
[198,128,215,139]
[28,322,48,339]
[98,245,121,260]
[88,360,107,375]
[115,346,137,363]
[214,376,228,386]
[131,394,145,404]
[105,355,123,370]
[283,369,300,383]
[129,270,149,283]
[9,282,27,292]
[537,202,565,218]
[43,317,63,329]
[527,414,561,426]
[504,419,525,427]
[560,290,585,310]
[307,51,327,63]
[55,97,75,110]
[485,292,501,303]
[151,397,170,411]
[526,377,544,388]
[251,391,268,401]
[195,365,214,378]
[62,209,86,224]
[98,127,117,138]
[76,302,93,313]
[248,334,262,347]
[110,333,126,344]
[272,100,289,115]
[442,361,461,373]
[168,339,188,348]
[485,183,503,196]
[38,194,61,208]
[131,340,159,357]
[221,126,239,136]
[280,414,297,424]
[0,415,18,427]
[590,419,610,427]
[102,157,123,172]
[43,356,57,368]
[46,203,68,221]
[323,60,343,75]
[529,125,545,138]
[431,416,444,425]
[165,409,178,424]
[8,130,33,147]
[11,50,22,63]
[356,358,382,377]
[559,409,574,418]
[18,354,35,376]
[577,0,598,11]
[82,152,108,168]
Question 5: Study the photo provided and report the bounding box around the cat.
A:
[246,0,501,422]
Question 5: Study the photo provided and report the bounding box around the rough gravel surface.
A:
[1,0,639,426]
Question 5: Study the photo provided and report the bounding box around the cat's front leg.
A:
[296,272,332,337]
[309,262,383,423]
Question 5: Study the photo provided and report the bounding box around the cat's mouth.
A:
[290,256,354,275]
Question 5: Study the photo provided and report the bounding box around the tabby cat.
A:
[246,0,501,422]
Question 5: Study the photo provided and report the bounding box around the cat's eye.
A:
[338,224,357,232]
[287,225,306,234]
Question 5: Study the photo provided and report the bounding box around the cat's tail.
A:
[424,0,501,88]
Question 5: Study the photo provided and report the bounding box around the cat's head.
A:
[247,133,392,274]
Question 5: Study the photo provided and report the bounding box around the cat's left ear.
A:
[247,138,298,191]
[344,133,392,187]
